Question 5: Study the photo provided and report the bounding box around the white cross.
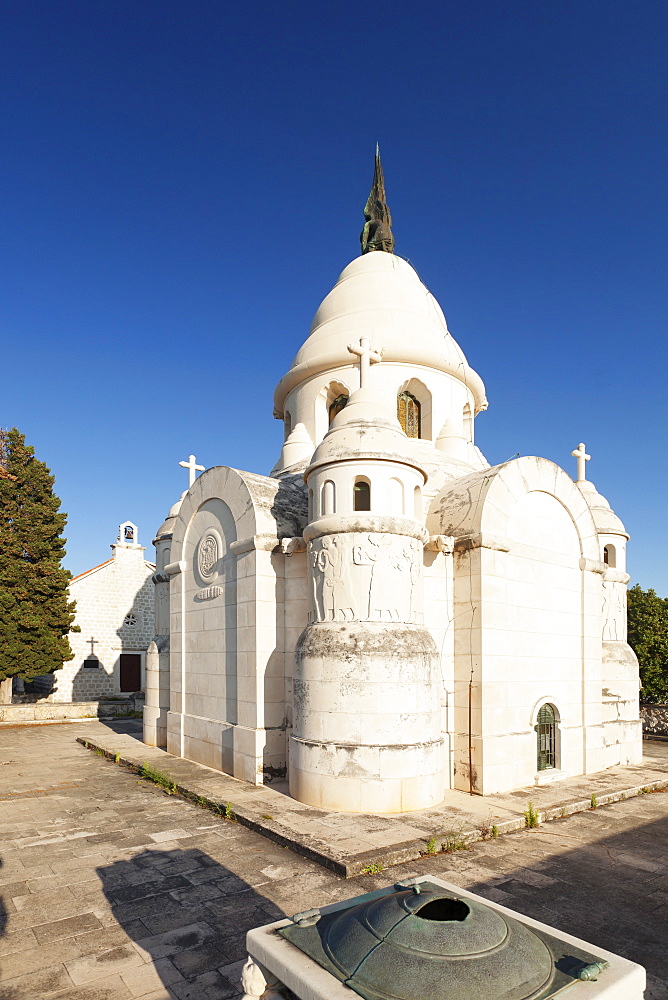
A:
[347,336,383,388]
[179,453,205,487]
[571,442,591,482]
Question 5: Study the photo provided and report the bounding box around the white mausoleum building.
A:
[144,154,641,810]
[48,522,155,701]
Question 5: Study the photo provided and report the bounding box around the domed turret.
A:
[272,154,488,479]
[272,255,488,477]
[290,338,443,814]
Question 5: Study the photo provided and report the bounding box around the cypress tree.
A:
[0,428,77,683]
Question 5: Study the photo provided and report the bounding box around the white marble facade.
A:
[145,249,641,809]
[49,523,155,701]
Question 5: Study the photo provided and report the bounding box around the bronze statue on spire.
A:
[360,144,395,254]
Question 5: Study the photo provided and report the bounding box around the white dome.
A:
[273,253,487,415]
[576,480,628,538]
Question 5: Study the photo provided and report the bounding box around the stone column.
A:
[289,514,444,813]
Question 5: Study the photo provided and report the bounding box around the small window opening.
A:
[416,898,470,922]
[536,704,557,771]
[308,488,314,521]
[398,392,421,438]
[124,525,134,541]
[329,394,349,423]
[603,545,616,568]
[353,480,370,511]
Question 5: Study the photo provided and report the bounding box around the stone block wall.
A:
[49,537,155,702]
[640,704,668,736]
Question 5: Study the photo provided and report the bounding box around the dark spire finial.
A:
[360,144,394,254]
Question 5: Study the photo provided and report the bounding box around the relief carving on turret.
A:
[307,532,423,624]
[602,580,625,641]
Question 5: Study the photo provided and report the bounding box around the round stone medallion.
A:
[197,532,221,580]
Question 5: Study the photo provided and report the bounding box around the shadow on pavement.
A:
[98,847,285,999]
[463,804,668,997]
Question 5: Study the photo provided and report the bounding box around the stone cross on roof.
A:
[179,453,205,487]
[347,336,383,389]
[571,442,591,482]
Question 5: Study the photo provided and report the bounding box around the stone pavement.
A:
[77,721,668,876]
[0,720,666,1000]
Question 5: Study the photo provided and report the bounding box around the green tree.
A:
[627,584,668,704]
[0,428,77,683]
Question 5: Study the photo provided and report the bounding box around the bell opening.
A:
[415,898,470,922]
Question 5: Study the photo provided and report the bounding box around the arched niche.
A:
[388,478,404,516]
[397,378,432,439]
[463,401,473,443]
[322,479,336,515]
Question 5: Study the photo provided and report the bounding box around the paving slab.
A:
[76,726,668,877]
[2,720,667,999]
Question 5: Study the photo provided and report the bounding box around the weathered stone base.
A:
[290,621,443,812]
[0,699,141,723]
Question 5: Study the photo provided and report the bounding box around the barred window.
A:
[397,391,421,438]
[536,704,557,771]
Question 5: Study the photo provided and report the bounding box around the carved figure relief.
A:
[602,580,625,641]
[307,532,423,624]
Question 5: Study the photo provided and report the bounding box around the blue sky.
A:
[1,1,666,592]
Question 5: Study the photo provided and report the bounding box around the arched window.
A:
[603,544,616,568]
[284,410,292,441]
[308,488,314,521]
[398,392,421,438]
[353,479,371,511]
[329,394,349,423]
[535,704,557,771]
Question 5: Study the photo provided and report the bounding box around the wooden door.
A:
[119,654,142,692]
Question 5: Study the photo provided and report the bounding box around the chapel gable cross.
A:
[179,453,205,487]
[571,442,591,482]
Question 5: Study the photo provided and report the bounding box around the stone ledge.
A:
[0,700,142,723]
[76,730,668,879]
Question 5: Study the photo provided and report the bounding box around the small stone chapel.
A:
[48,522,155,701]
[144,152,641,811]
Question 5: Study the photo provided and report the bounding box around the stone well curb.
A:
[77,734,668,878]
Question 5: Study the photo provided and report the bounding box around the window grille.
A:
[536,704,556,771]
[397,391,421,438]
